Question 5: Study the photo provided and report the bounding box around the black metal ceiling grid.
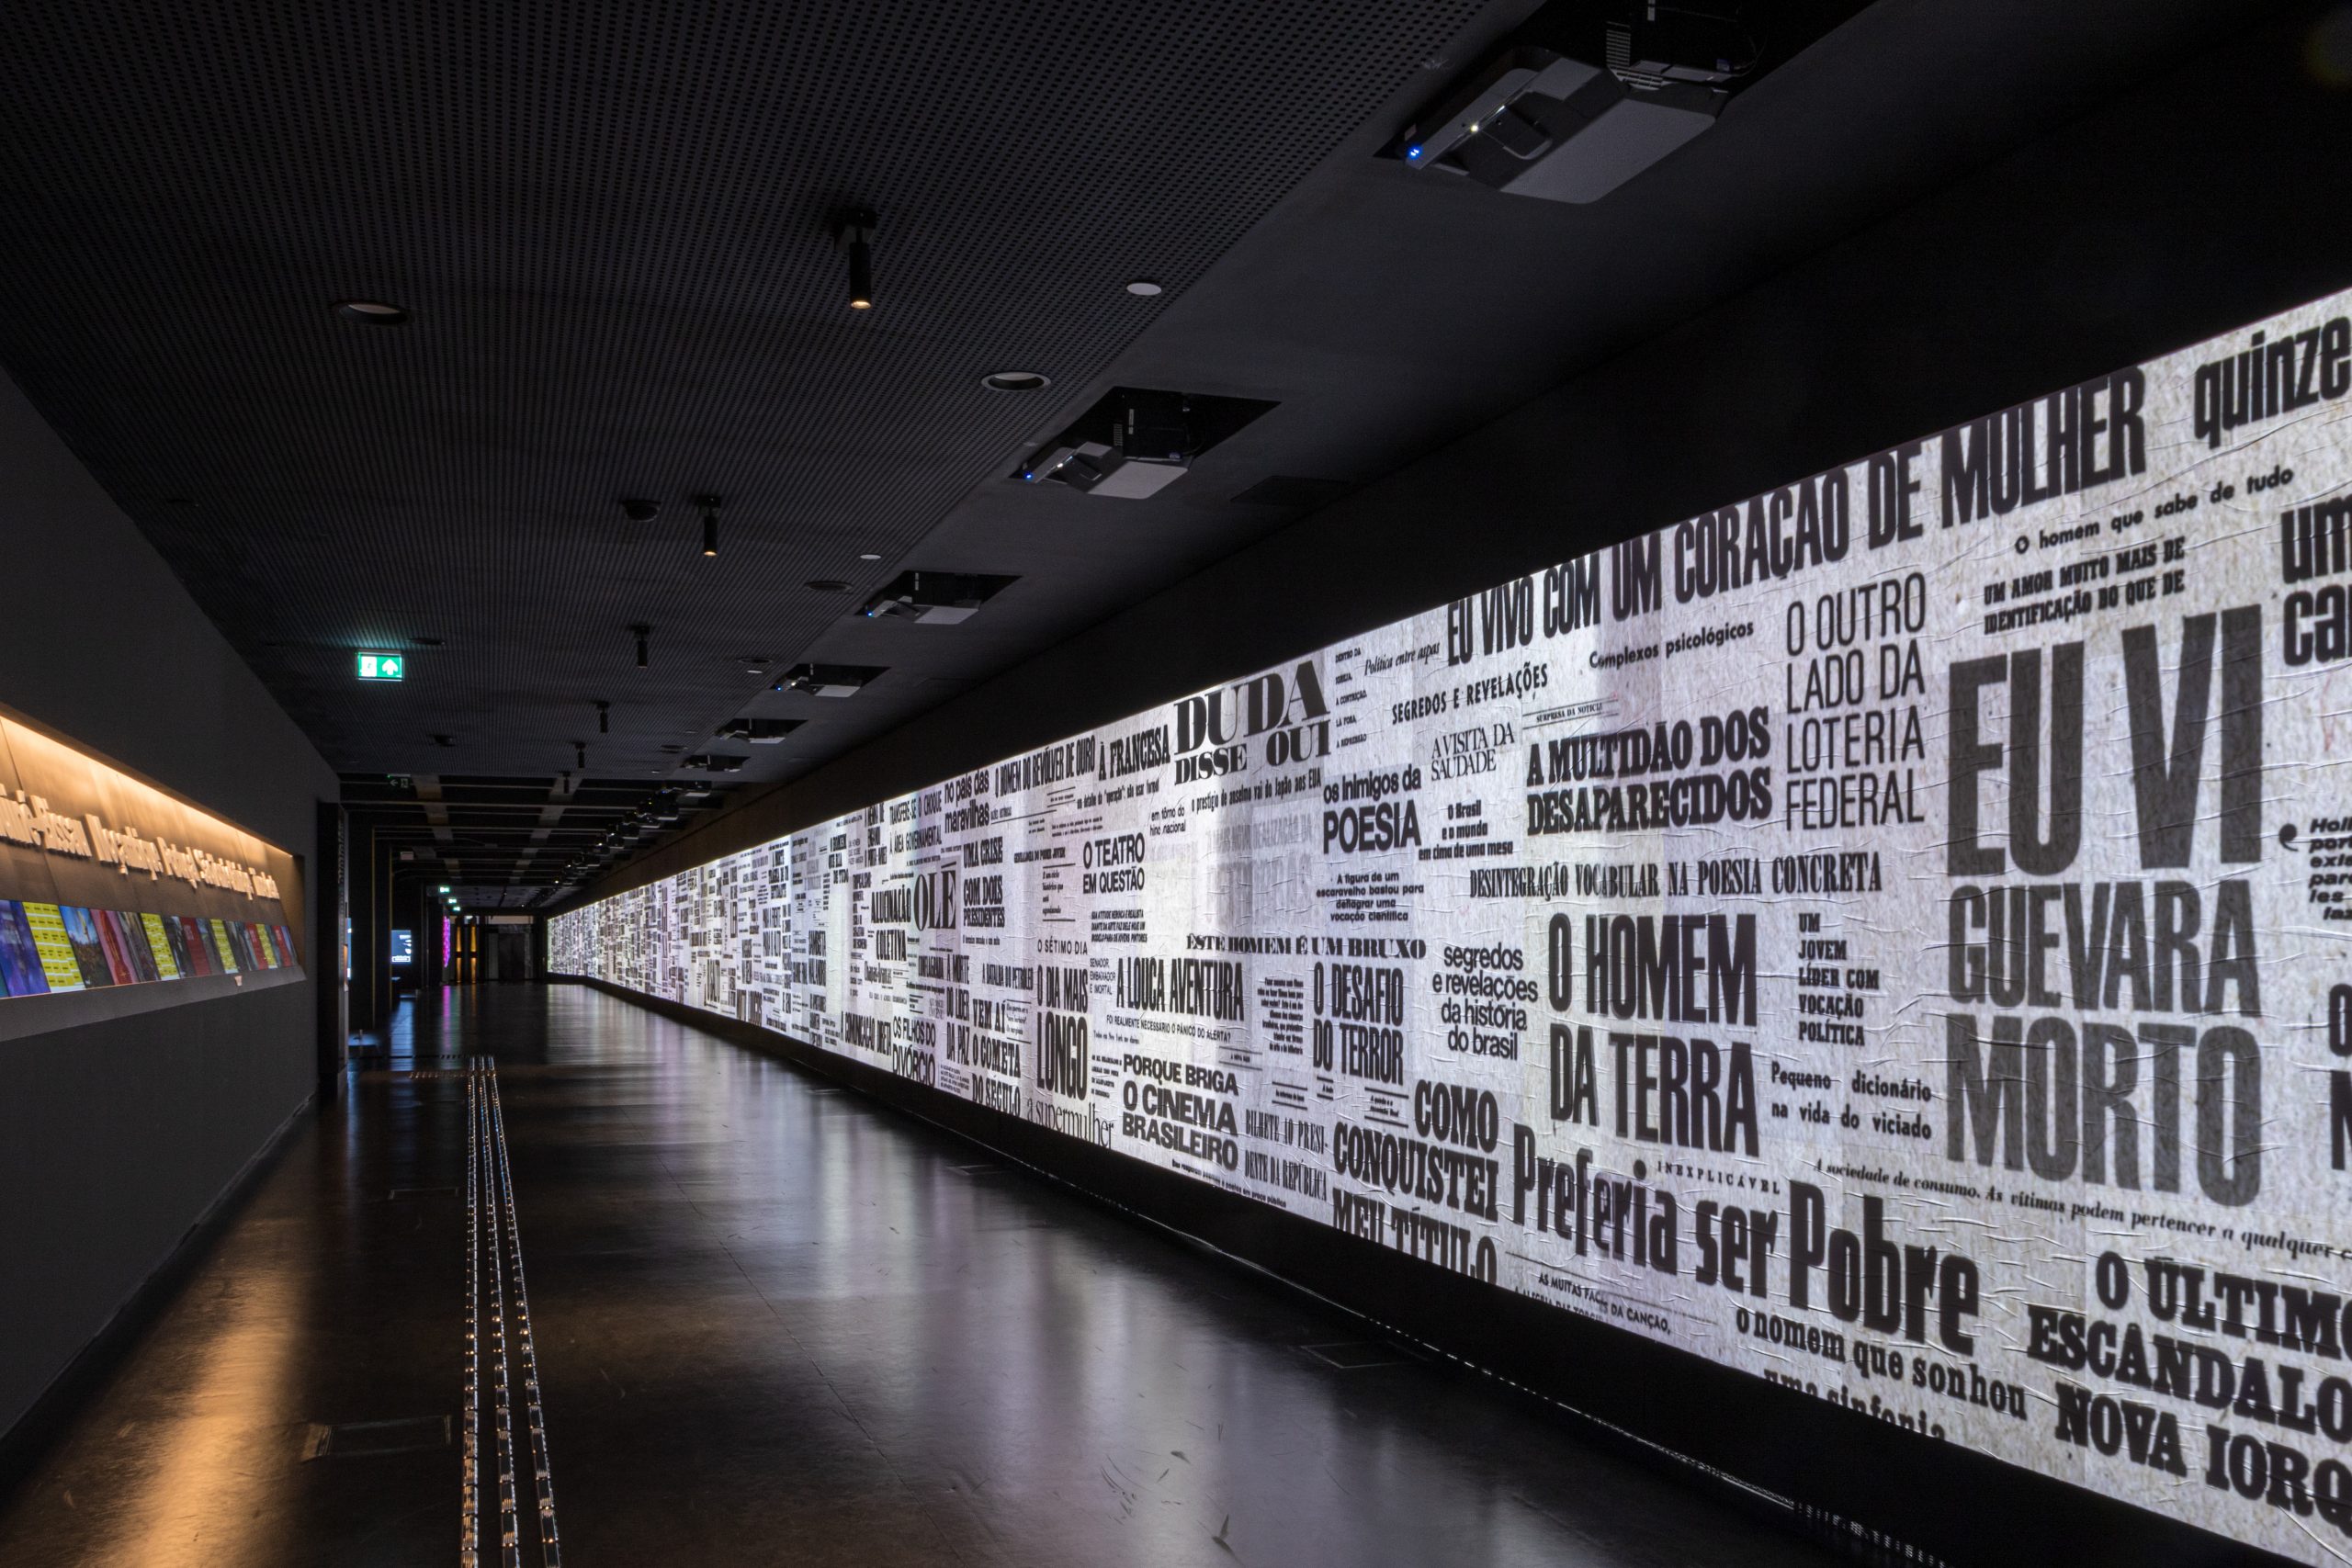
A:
[5,2,2287,900]
[0,0,1484,780]
[342,772,730,900]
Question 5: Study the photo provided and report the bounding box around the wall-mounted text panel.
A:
[0,710,300,998]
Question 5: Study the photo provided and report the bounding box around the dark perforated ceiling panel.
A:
[0,1,2278,900]
[0,0,1487,782]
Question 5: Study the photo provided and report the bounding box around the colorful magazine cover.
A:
[91,908,135,984]
[174,915,211,976]
[0,901,50,997]
[162,915,194,976]
[186,916,218,976]
[144,912,184,980]
[107,911,160,983]
[274,924,300,968]
[60,906,116,987]
[245,922,275,968]
[22,903,85,991]
[207,919,239,974]
[119,910,159,981]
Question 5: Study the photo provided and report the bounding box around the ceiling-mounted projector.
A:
[775,662,885,698]
[1396,2,1809,204]
[714,717,802,744]
[1014,387,1275,502]
[857,570,1016,625]
[1022,390,1192,500]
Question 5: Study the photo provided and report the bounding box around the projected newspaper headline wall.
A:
[555,287,2352,1560]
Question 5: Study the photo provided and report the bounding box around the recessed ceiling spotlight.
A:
[1124,279,1164,297]
[334,299,410,325]
[805,579,852,592]
[981,370,1050,393]
[858,552,881,561]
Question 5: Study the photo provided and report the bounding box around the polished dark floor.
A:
[0,986,1839,1566]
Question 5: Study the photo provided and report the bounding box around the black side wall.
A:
[0,370,337,1444]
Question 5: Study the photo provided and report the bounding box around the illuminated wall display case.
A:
[0,705,301,1000]
[557,286,2352,1559]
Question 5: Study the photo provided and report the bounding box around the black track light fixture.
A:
[838,209,877,310]
[631,624,650,669]
[595,700,610,734]
[574,740,587,770]
[695,493,722,558]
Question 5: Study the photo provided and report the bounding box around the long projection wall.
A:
[555,285,2352,1560]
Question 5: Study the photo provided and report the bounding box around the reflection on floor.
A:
[0,985,1838,1566]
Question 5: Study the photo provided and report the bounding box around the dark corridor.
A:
[0,987,1836,1567]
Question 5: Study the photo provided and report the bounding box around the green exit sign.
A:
[356,652,405,682]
